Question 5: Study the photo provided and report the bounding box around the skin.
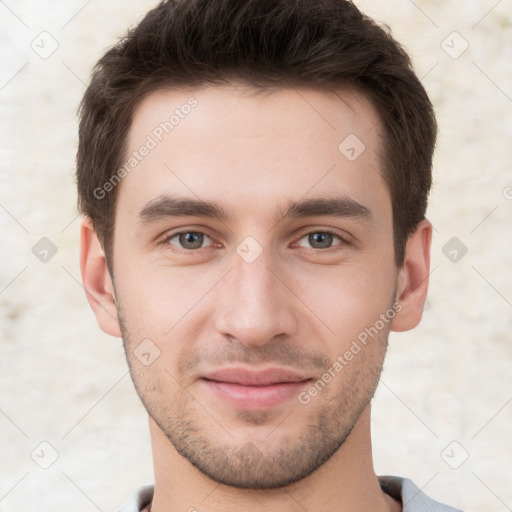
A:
[80,84,431,512]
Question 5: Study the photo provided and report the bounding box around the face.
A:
[110,84,399,488]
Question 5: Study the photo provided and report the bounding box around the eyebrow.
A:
[137,194,372,226]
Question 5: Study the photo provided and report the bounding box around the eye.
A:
[295,230,346,250]
[163,230,215,251]
[160,228,348,254]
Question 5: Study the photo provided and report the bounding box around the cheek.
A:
[114,260,208,332]
[115,263,226,384]
[295,262,396,341]
[114,236,397,352]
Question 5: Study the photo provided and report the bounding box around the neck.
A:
[148,406,401,512]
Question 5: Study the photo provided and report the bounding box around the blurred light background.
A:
[0,1,511,510]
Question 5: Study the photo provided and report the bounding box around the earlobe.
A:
[390,219,432,332]
[79,217,122,338]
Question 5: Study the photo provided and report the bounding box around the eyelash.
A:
[160,228,349,254]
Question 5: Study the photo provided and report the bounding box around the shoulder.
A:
[119,478,465,512]
[117,483,154,512]
[379,475,465,512]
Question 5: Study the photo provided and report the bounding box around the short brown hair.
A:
[76,0,437,270]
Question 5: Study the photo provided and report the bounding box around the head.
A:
[78,0,435,489]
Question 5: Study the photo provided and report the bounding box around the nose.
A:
[213,247,298,347]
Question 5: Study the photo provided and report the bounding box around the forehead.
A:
[118,84,389,224]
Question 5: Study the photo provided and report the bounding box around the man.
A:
[76,0,463,510]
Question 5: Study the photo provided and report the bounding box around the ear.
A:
[79,217,122,337]
[390,218,432,332]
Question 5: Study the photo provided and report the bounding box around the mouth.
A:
[199,367,312,410]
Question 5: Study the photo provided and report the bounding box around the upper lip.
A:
[201,366,311,386]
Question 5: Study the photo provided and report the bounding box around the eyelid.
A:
[160,227,218,251]
[159,226,352,253]
[293,228,351,249]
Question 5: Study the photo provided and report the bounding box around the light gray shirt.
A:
[118,475,464,511]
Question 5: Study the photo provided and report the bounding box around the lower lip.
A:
[201,379,311,410]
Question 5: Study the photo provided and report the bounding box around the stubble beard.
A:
[116,298,391,489]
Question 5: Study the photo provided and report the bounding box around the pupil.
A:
[180,232,203,249]
[310,232,332,249]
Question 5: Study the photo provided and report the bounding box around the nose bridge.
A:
[213,241,297,346]
[234,248,278,307]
